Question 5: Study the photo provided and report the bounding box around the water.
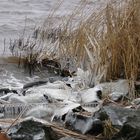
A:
[0,0,58,55]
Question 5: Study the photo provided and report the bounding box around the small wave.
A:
[0,10,38,15]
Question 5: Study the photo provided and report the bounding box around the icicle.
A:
[0,103,48,118]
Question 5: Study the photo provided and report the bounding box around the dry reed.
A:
[52,0,140,93]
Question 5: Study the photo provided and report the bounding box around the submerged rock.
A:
[8,117,58,140]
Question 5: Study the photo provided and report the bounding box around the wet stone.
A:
[94,105,135,128]
[8,118,58,140]
[111,115,140,140]
[93,105,140,140]
[64,112,103,135]
[0,88,18,95]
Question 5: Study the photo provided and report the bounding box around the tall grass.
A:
[99,0,140,96]
[54,0,140,89]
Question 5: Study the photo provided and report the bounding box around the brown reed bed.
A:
[53,0,140,92]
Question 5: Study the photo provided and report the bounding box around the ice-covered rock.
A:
[0,92,14,101]
[110,92,126,101]
[24,85,78,102]
[9,94,48,104]
[81,88,102,104]
[45,81,71,89]
[9,94,27,103]
[25,106,54,119]
[94,79,129,95]
[52,101,80,121]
